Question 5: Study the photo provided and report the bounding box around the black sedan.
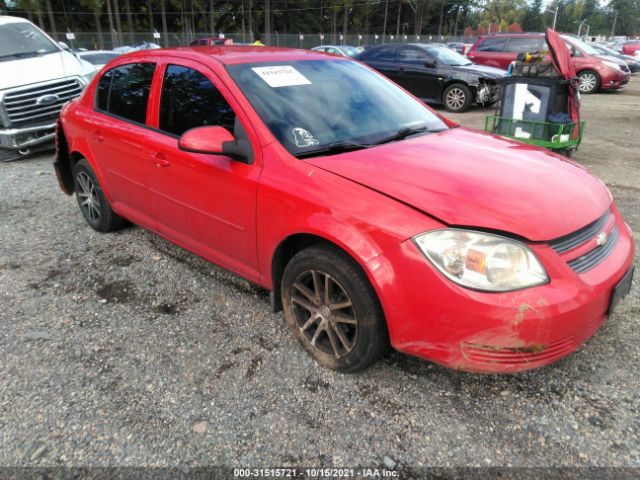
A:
[591,43,640,73]
[356,43,506,112]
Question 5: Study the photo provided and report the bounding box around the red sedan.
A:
[55,47,635,373]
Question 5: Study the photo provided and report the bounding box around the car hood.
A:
[598,54,627,66]
[0,51,90,91]
[305,128,611,241]
[452,63,506,79]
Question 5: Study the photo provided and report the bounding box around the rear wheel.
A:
[578,70,600,94]
[73,158,127,232]
[281,245,389,372]
[443,83,473,112]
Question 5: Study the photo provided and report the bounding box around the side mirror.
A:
[58,41,69,50]
[178,126,252,163]
[424,60,437,68]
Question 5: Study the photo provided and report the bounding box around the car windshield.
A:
[562,36,599,56]
[227,59,448,158]
[0,22,59,60]
[423,46,472,66]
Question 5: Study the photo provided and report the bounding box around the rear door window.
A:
[399,47,429,64]
[159,64,236,136]
[506,37,542,53]
[363,46,397,61]
[477,37,508,52]
[95,63,156,124]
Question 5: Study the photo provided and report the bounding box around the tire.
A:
[578,70,600,94]
[72,158,127,232]
[554,148,574,158]
[281,245,390,372]
[443,83,473,112]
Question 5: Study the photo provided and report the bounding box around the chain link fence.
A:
[52,31,478,51]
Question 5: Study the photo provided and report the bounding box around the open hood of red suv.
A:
[305,127,611,241]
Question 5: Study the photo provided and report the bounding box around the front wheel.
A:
[443,83,472,112]
[578,70,600,94]
[281,245,389,372]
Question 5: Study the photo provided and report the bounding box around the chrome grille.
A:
[621,64,630,73]
[1,79,83,126]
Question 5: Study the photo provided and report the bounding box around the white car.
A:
[312,45,363,57]
[0,16,96,156]
[76,50,121,71]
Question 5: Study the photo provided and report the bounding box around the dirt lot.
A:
[1,77,639,473]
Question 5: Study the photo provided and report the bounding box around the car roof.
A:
[119,46,343,66]
[481,32,543,37]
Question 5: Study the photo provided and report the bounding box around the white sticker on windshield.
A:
[252,66,312,88]
[292,128,320,147]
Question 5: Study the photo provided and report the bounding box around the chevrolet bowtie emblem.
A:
[595,232,608,246]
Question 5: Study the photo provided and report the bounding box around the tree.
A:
[522,0,543,32]
[81,0,106,49]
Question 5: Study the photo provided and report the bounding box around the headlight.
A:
[602,60,622,70]
[413,229,548,292]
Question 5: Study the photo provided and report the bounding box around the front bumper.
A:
[600,67,631,90]
[368,208,635,373]
[0,121,57,151]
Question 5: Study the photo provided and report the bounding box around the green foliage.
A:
[522,0,544,32]
[4,0,639,38]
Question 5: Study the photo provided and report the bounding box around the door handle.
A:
[93,129,104,143]
[150,152,170,167]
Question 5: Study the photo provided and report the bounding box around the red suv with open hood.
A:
[468,33,631,94]
[55,47,635,373]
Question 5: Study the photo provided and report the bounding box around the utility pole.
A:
[610,11,618,38]
[382,0,388,43]
[545,7,558,31]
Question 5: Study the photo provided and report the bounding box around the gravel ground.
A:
[0,76,639,473]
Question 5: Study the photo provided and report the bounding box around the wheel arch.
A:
[270,232,384,315]
[65,134,114,203]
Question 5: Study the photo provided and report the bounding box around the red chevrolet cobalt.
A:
[55,47,635,373]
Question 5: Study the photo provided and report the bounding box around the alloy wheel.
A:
[289,269,358,359]
[76,171,101,224]
[445,87,466,110]
[579,73,597,93]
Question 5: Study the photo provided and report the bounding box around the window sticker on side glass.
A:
[251,66,312,88]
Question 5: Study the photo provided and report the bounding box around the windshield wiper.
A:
[371,125,429,146]
[296,141,369,159]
